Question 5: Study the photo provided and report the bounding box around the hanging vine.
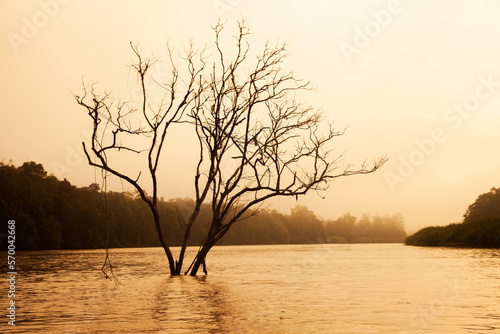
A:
[94,157,121,283]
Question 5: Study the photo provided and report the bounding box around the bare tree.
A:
[75,43,205,275]
[76,20,386,277]
[183,21,387,275]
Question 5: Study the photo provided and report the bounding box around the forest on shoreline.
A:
[405,187,500,248]
[0,161,406,251]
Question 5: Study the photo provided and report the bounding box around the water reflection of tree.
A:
[152,276,236,333]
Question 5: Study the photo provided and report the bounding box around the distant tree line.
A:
[406,187,500,248]
[325,212,406,243]
[0,161,406,251]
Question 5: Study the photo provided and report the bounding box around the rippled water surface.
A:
[2,244,500,333]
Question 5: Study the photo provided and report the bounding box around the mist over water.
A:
[3,244,499,333]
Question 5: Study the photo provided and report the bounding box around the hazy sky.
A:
[2,0,500,232]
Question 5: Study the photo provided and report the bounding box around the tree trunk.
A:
[152,209,177,275]
[175,206,201,275]
[189,223,226,275]
[189,243,212,276]
[189,252,205,276]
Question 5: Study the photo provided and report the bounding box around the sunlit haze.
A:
[2,0,500,232]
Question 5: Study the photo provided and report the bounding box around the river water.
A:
[2,244,499,333]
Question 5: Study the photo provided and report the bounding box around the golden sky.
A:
[1,0,500,232]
